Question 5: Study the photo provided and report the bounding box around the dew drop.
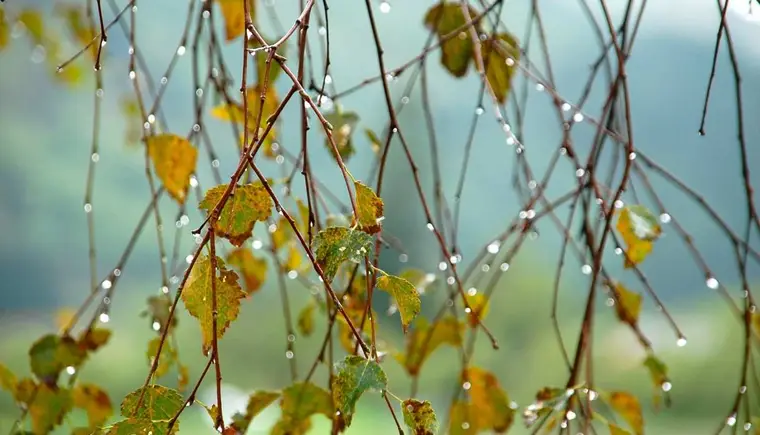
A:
[202,10,210,18]
[211,159,220,168]
[505,57,515,66]
[744,422,752,431]
[462,381,471,390]
[659,213,671,223]
[628,152,637,160]
[147,113,156,124]
[84,203,93,213]
[102,279,112,289]
[287,334,296,343]
[528,180,537,189]
[581,264,592,275]
[481,264,490,272]
[268,224,277,233]
[461,422,470,430]
[467,287,477,296]
[128,46,135,55]
[100,39,107,47]
[614,199,624,209]
[161,286,169,294]
[566,411,576,420]
[99,312,110,323]
[727,414,737,427]
[399,253,408,263]
[252,239,263,250]
[575,168,585,177]
[324,74,333,85]
[401,96,410,104]
[192,124,201,132]
[177,45,186,56]
[287,270,298,279]
[285,350,294,359]
[561,102,571,112]
[661,381,672,392]
[573,113,584,123]
[160,76,168,85]
[379,1,391,13]
[185,255,193,264]
[606,298,615,307]
[438,262,448,271]
[95,88,104,98]
[275,155,285,164]
[446,276,455,285]
[500,262,510,272]
[614,247,623,255]
[588,390,598,400]
[152,321,161,331]
[113,268,121,277]
[318,26,327,36]
[487,241,501,254]
[195,88,204,97]
[676,337,687,347]
[706,277,719,289]
[535,83,545,92]
[91,153,100,163]
[426,222,434,231]
[739,385,747,394]
[475,106,484,116]
[66,366,76,375]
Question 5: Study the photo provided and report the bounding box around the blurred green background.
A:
[1,0,759,434]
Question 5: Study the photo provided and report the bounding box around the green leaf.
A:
[616,205,662,268]
[72,383,113,428]
[448,401,481,435]
[0,362,17,396]
[312,226,373,282]
[608,391,643,435]
[643,354,670,408]
[423,2,480,77]
[29,334,86,382]
[146,134,198,204]
[182,254,247,355]
[101,418,175,435]
[120,385,184,420]
[332,355,388,427]
[227,247,268,295]
[364,129,383,155]
[397,316,463,375]
[79,327,112,352]
[146,337,176,379]
[231,390,280,433]
[324,109,360,162]
[479,33,519,104]
[354,181,384,234]
[25,383,73,434]
[465,367,514,432]
[402,399,438,435]
[607,282,642,326]
[297,303,316,337]
[199,182,273,246]
[376,273,421,332]
[274,382,333,434]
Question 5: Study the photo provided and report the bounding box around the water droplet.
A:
[128,46,135,55]
[399,253,408,263]
[268,224,277,233]
[561,102,571,112]
[481,264,490,272]
[461,422,470,430]
[285,350,294,359]
[195,88,204,98]
[706,276,719,289]
[99,312,110,323]
[177,45,186,56]
[147,113,156,124]
[614,199,624,209]
[152,321,161,331]
[318,26,327,36]
[535,83,545,92]
[500,262,510,272]
[401,96,410,104]
[446,277,455,285]
[528,180,538,189]
[211,159,220,168]
[276,155,285,164]
[287,270,298,279]
[102,279,112,289]
[192,124,201,132]
[84,203,92,213]
[614,247,623,255]
[287,334,296,343]
[505,57,515,66]
[467,287,477,296]
[100,39,107,47]
[475,106,484,116]
[739,385,747,394]
[727,414,737,427]
[575,168,585,177]
[95,88,104,98]
[659,213,671,223]
[324,74,333,85]
[161,286,169,294]
[426,222,434,231]
[185,255,193,264]
[30,44,46,63]
[129,70,136,80]
[450,255,459,264]
[606,298,615,307]
[676,337,687,347]
[66,366,76,375]
[581,264,592,275]
[462,381,471,390]
[573,112,584,123]
[744,422,752,431]
[160,76,168,85]
[566,411,576,420]
[559,147,567,155]
[628,152,637,160]
[506,137,516,146]
[113,268,121,277]
[487,241,500,254]
[588,390,598,400]
[526,209,536,219]
[661,381,672,392]
[438,262,447,271]
[379,1,391,12]
[202,10,210,18]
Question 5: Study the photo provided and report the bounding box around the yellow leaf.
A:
[464,367,514,432]
[72,383,113,428]
[353,181,384,234]
[211,85,279,135]
[0,363,17,396]
[146,337,176,378]
[398,316,463,375]
[464,292,489,328]
[182,255,247,355]
[479,33,519,104]
[610,423,633,435]
[216,0,255,42]
[607,282,642,326]
[147,134,198,204]
[0,8,10,50]
[199,182,273,246]
[423,2,480,77]
[274,383,333,435]
[297,303,315,337]
[448,401,482,435]
[376,274,421,332]
[227,247,268,295]
[608,391,644,435]
[18,9,44,44]
[616,205,662,268]
[178,363,190,393]
[323,108,359,162]
[57,5,98,60]
[26,383,73,434]
[55,307,77,331]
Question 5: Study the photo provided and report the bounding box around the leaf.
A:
[297,303,316,337]
[146,337,176,378]
[177,364,190,393]
[608,282,642,326]
[0,362,16,396]
[399,269,436,294]
[464,292,489,328]
[616,205,662,268]
[216,0,255,42]
[448,401,482,435]
[608,391,643,435]
[464,367,514,432]
[231,390,280,433]
[102,418,175,435]
[423,3,480,77]
[478,33,519,104]
[227,248,268,295]
[354,181,384,234]
[141,296,176,333]
[332,356,388,427]
[29,334,86,383]
[57,5,97,60]
[402,399,438,435]
[199,183,273,246]
[376,274,421,332]
[642,354,670,408]
[248,34,285,84]
[398,316,463,375]
[211,85,279,137]
[312,226,373,282]
[73,383,113,427]
[120,385,184,420]
[54,307,77,332]
[146,134,198,204]
[0,8,9,50]
[610,424,633,435]
[275,382,333,434]
[182,254,247,355]
[18,9,44,44]
[283,243,305,273]
[26,383,73,434]
[324,109,360,162]
[365,129,383,155]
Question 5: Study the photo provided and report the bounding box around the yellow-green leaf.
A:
[26,383,73,434]
[18,9,44,44]
[146,134,198,204]
[211,85,278,136]
[354,181,384,234]
[465,367,514,432]
[297,303,316,337]
[324,109,359,162]
[0,8,8,50]
[57,5,97,60]
[365,129,383,155]
[464,291,489,328]
[227,247,268,295]
[312,226,373,282]
[398,316,463,375]
[616,205,662,268]
[274,382,333,435]
[479,33,519,104]
[448,401,482,435]
[182,254,246,355]
[199,183,272,247]
[402,399,438,435]
[231,390,280,433]
[423,2,480,77]
[608,282,642,326]
[146,337,176,379]
[332,356,388,427]
[120,385,184,420]
[610,424,632,435]
[29,334,86,382]
[608,391,643,435]
[216,0,255,42]
[377,274,421,332]
[102,418,175,435]
[0,362,16,396]
[73,383,113,427]
[399,269,436,295]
